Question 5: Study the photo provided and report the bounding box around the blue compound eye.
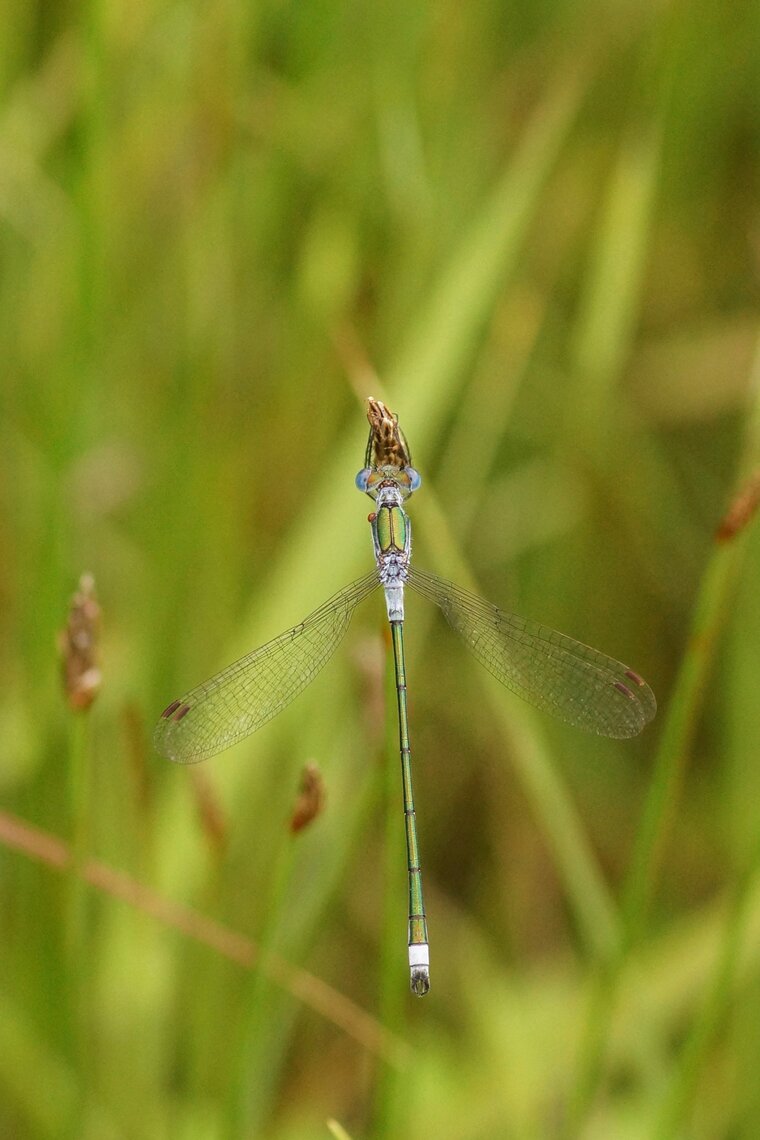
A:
[405,467,421,492]
[355,468,372,492]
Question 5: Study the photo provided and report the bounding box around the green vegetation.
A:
[2,1,759,1136]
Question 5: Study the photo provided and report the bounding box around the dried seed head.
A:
[715,469,760,542]
[289,763,326,834]
[366,397,413,469]
[192,769,228,855]
[59,572,101,711]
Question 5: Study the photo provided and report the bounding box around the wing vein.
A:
[154,572,379,763]
[407,566,655,738]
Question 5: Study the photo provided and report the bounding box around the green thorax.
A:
[374,504,408,554]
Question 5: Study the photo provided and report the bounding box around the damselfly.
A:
[155,398,656,995]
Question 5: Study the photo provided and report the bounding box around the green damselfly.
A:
[155,398,656,996]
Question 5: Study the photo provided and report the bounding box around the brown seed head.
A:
[366,397,412,469]
[715,469,760,542]
[59,572,101,711]
[289,763,326,834]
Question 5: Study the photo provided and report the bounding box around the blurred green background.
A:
[2,0,760,1137]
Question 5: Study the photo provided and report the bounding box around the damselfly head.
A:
[355,465,421,500]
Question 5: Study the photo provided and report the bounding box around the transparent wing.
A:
[154,573,379,763]
[407,567,656,738]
